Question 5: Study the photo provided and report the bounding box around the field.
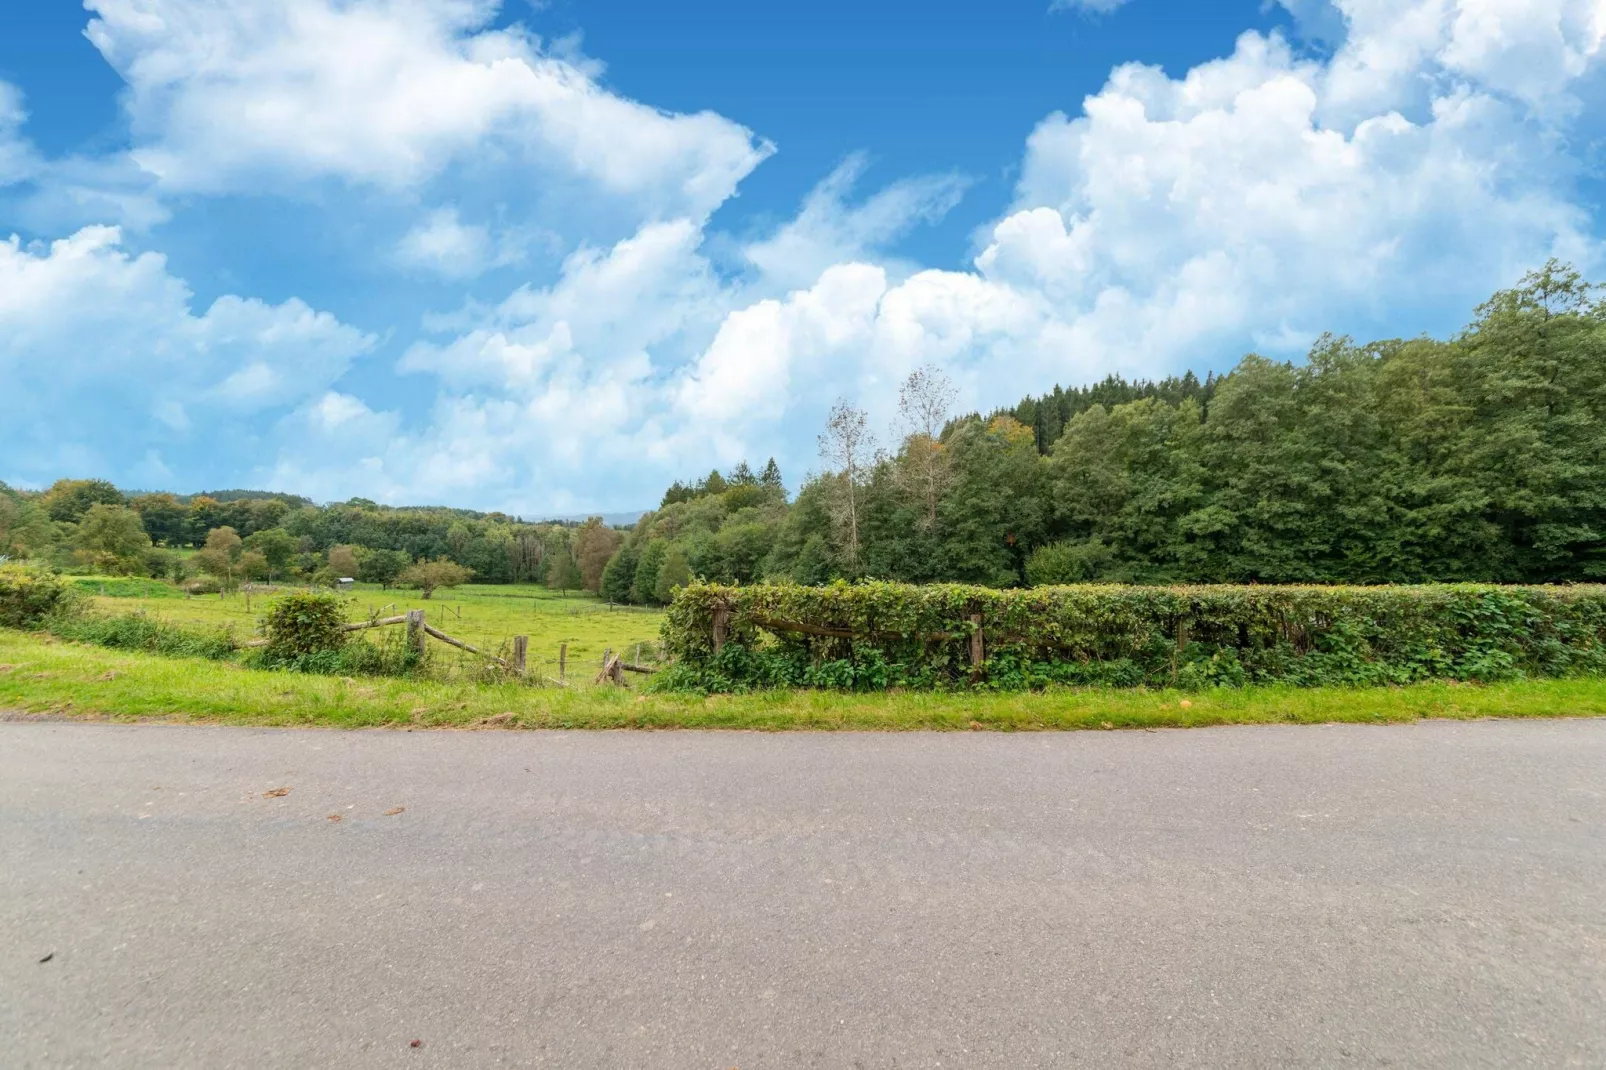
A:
[5,628,1606,731]
[73,579,666,680]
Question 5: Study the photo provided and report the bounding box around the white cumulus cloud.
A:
[0,226,374,486]
[84,0,772,221]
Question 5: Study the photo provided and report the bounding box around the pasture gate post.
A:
[559,642,567,682]
[406,610,426,657]
[512,635,528,676]
[969,614,985,679]
[712,605,730,655]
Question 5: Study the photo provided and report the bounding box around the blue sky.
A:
[1,0,1602,514]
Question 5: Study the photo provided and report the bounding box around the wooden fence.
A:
[246,609,658,686]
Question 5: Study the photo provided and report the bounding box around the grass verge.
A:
[5,629,1606,731]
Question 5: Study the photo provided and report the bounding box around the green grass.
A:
[71,576,188,599]
[84,580,666,677]
[5,628,1606,731]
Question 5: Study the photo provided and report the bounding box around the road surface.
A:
[2,719,1603,1068]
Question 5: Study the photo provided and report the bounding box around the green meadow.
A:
[76,578,666,680]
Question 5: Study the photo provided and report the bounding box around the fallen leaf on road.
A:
[410,1039,423,1048]
[38,952,53,964]
[327,814,343,823]
[263,787,291,798]
[384,806,406,816]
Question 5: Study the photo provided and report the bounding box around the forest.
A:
[3,262,1602,601]
[602,262,1606,600]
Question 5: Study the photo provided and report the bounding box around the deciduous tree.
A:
[818,399,875,569]
[397,558,473,599]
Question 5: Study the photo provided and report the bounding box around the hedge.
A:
[0,565,78,629]
[660,581,1606,692]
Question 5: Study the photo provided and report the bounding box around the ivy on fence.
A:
[660,581,1606,692]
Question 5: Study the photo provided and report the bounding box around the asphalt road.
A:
[1,720,1603,1069]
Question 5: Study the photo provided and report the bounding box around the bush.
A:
[1025,539,1114,585]
[260,590,349,660]
[49,611,238,660]
[0,564,78,629]
[662,581,1606,692]
[249,630,423,677]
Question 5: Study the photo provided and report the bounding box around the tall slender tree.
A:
[818,399,876,568]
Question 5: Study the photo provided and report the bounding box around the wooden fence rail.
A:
[422,622,509,669]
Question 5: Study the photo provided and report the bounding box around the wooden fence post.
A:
[406,610,426,656]
[712,605,730,654]
[559,642,567,682]
[512,635,528,676]
[969,614,985,679]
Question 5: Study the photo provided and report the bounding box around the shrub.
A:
[0,564,79,629]
[260,590,349,660]
[662,581,1606,692]
[249,630,422,677]
[1025,539,1114,585]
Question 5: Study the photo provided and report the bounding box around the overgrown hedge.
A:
[0,565,79,629]
[660,581,1606,692]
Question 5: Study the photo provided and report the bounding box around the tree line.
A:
[0,482,629,597]
[596,262,1606,601]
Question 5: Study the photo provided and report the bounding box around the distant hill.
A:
[120,488,316,510]
[112,485,645,527]
[529,511,647,528]
[190,489,316,509]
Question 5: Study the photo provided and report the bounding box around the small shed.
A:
[337,577,355,592]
